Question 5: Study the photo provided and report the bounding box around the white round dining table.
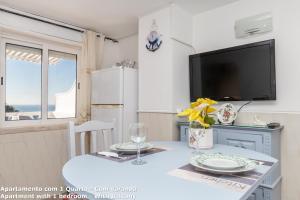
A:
[62,141,277,200]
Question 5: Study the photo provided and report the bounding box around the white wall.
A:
[138,7,173,112]
[138,6,193,113]
[101,34,138,69]
[171,40,193,111]
[170,4,193,46]
[101,40,120,68]
[118,34,139,64]
[193,0,300,112]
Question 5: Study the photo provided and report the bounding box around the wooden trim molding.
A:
[0,123,68,135]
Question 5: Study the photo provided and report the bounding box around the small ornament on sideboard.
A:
[217,103,237,125]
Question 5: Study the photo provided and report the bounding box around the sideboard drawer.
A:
[180,126,189,142]
[248,181,281,200]
[247,187,263,200]
[217,131,264,152]
[226,138,256,150]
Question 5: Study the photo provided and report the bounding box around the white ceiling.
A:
[0,0,238,39]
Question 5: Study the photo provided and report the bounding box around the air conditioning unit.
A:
[235,12,273,38]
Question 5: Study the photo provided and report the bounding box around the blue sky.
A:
[6,59,76,105]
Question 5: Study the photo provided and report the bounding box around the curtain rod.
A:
[0,6,119,42]
[96,35,119,43]
[0,7,84,33]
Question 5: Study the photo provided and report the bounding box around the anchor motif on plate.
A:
[146,20,162,52]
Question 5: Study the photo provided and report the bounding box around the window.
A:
[48,51,77,119]
[0,38,78,124]
[5,44,42,121]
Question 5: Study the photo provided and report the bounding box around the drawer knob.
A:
[239,142,246,149]
[234,143,246,149]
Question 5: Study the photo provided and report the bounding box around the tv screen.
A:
[189,39,276,101]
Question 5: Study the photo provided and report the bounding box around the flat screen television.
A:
[189,39,276,102]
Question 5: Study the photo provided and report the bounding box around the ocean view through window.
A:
[5,44,42,121]
[3,40,78,123]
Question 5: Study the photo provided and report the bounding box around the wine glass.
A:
[130,123,147,165]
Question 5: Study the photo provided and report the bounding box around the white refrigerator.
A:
[91,67,138,145]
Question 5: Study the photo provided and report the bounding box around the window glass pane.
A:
[5,44,42,121]
[48,50,77,119]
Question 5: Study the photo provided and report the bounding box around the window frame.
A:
[0,37,80,127]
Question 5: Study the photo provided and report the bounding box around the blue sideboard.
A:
[178,122,283,200]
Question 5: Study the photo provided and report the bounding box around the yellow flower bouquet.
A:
[178,98,217,149]
[178,98,217,128]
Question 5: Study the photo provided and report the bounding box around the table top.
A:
[62,142,277,200]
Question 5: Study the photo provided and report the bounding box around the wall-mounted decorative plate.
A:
[146,20,162,52]
[217,103,237,125]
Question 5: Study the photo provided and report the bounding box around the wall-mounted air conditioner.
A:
[235,12,273,38]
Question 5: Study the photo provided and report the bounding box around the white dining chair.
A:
[68,120,116,158]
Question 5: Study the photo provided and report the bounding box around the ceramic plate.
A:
[196,153,247,170]
[190,154,257,175]
[217,103,237,125]
[115,142,149,150]
[110,143,153,154]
